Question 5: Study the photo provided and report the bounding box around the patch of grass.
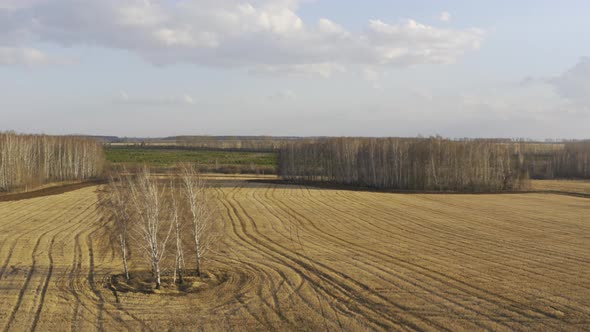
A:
[105,146,277,172]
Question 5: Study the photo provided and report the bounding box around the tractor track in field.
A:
[3,199,98,332]
[321,190,590,292]
[262,184,588,330]
[225,185,449,331]
[272,185,568,328]
[0,179,588,330]
[264,185,528,330]
[255,185,508,331]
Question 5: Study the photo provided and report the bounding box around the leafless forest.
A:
[279,137,531,192]
[526,141,590,179]
[0,132,105,192]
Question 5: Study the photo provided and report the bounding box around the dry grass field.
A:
[0,178,589,331]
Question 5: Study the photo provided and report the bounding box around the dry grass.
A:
[0,178,589,331]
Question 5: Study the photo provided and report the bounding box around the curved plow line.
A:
[272,186,570,329]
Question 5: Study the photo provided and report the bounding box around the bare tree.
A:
[127,167,173,289]
[105,173,132,280]
[180,163,213,278]
[103,165,216,288]
[169,181,185,284]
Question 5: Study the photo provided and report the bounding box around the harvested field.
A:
[532,179,590,195]
[0,178,589,331]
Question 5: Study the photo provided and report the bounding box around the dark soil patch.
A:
[108,270,221,296]
[249,179,590,198]
[0,180,106,202]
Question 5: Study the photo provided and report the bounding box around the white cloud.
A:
[268,89,297,101]
[254,62,346,78]
[361,66,382,89]
[0,46,75,66]
[183,95,195,105]
[114,91,196,106]
[119,90,130,101]
[317,18,348,37]
[0,0,46,10]
[545,57,590,106]
[367,19,483,65]
[0,47,48,65]
[0,0,484,76]
[117,1,167,27]
[152,27,219,48]
[439,11,451,22]
[362,66,379,81]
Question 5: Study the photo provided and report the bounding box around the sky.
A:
[1,0,589,139]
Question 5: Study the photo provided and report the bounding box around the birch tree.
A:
[104,173,132,280]
[169,182,185,284]
[127,167,173,289]
[180,163,213,278]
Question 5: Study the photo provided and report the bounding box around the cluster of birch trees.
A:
[279,137,530,192]
[0,132,105,192]
[103,164,213,289]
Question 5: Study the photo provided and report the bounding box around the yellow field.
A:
[0,179,589,331]
[532,179,590,195]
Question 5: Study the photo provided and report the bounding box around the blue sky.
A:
[1,0,589,138]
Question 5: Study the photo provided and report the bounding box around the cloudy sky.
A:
[1,0,589,138]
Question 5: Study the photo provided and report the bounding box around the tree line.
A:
[101,164,214,289]
[0,132,105,192]
[175,136,321,152]
[279,137,530,192]
[526,141,590,179]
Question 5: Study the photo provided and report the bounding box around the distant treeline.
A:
[0,132,105,192]
[279,137,530,192]
[175,136,317,152]
[526,141,590,179]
